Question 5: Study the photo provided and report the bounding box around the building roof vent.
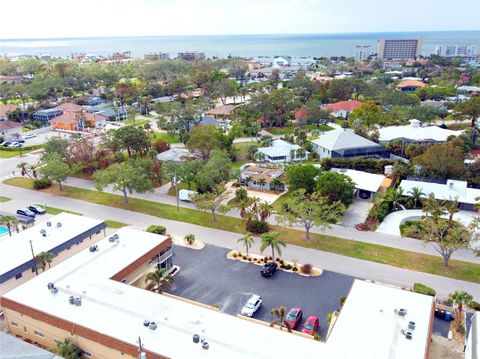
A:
[193,334,200,343]
[40,229,47,237]
[74,297,81,306]
[202,341,209,350]
[50,286,58,294]
[395,308,407,317]
[47,282,55,290]
[408,321,416,330]
[149,322,157,330]
[143,320,150,327]
[68,296,75,305]
[46,221,51,227]
[56,222,62,228]
[89,245,98,252]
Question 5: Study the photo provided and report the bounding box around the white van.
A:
[178,189,197,202]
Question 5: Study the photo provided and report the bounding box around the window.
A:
[34,331,44,337]
[11,322,18,327]
[15,273,22,280]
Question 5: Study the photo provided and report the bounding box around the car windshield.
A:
[304,322,314,330]
[286,311,297,320]
[245,301,256,309]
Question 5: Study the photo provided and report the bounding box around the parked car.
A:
[28,205,46,215]
[9,142,22,148]
[241,295,262,317]
[261,262,277,277]
[18,138,25,143]
[179,189,197,202]
[0,141,11,147]
[302,315,319,335]
[17,208,36,218]
[285,307,303,329]
[24,133,36,139]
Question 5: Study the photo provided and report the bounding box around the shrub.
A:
[264,257,269,262]
[151,139,170,153]
[275,257,280,262]
[469,301,480,311]
[279,260,284,265]
[292,267,298,272]
[268,256,273,260]
[234,188,248,201]
[313,333,321,341]
[184,234,195,245]
[280,264,286,269]
[146,225,166,235]
[114,151,125,163]
[457,323,465,334]
[326,312,335,326]
[400,220,425,239]
[339,296,346,307]
[321,157,396,174]
[232,253,238,258]
[33,178,52,190]
[413,283,436,297]
[285,264,292,270]
[247,219,269,234]
[248,257,252,262]
[301,263,313,274]
[242,255,247,260]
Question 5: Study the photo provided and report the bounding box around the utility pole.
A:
[29,240,38,275]
[138,336,146,359]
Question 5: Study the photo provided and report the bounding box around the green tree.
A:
[421,193,447,219]
[448,291,473,322]
[349,101,385,128]
[37,153,73,190]
[408,187,425,208]
[257,178,267,190]
[384,187,404,211]
[93,161,153,203]
[275,189,345,240]
[260,232,286,260]
[112,125,150,157]
[42,136,69,160]
[454,96,480,127]
[36,251,54,271]
[56,338,82,359]
[316,171,355,206]
[285,164,319,193]
[194,150,232,193]
[186,124,221,160]
[237,232,255,257]
[0,215,19,236]
[145,268,174,293]
[191,185,230,222]
[270,306,291,332]
[412,142,465,179]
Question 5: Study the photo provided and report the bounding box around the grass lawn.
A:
[272,191,291,207]
[230,141,257,169]
[150,132,181,144]
[124,119,150,127]
[4,176,480,284]
[105,220,128,228]
[267,124,333,136]
[0,196,11,202]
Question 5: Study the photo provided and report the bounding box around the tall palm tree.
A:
[260,232,286,260]
[270,306,291,332]
[384,187,404,210]
[257,178,267,190]
[270,177,282,191]
[448,291,473,323]
[145,268,174,294]
[36,252,54,271]
[237,232,255,257]
[422,193,446,220]
[0,215,19,237]
[445,197,459,224]
[17,161,31,177]
[258,201,273,221]
[408,187,425,208]
[244,176,253,187]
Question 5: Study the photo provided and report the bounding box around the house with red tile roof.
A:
[323,100,362,118]
[396,80,426,92]
[54,103,84,113]
[0,119,22,139]
[0,104,20,120]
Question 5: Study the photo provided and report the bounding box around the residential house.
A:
[323,100,362,118]
[396,80,426,92]
[0,104,20,121]
[378,119,462,144]
[206,104,237,119]
[50,108,107,131]
[0,120,22,139]
[457,85,480,95]
[399,179,480,211]
[156,148,192,162]
[311,129,389,159]
[240,163,285,191]
[33,109,63,124]
[256,139,309,163]
[331,168,387,199]
[86,103,127,121]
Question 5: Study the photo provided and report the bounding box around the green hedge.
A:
[320,158,397,174]
[413,282,436,296]
[0,144,42,152]
[146,225,166,235]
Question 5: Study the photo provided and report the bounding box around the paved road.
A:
[1,182,479,300]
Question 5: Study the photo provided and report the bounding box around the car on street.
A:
[28,205,46,215]
[261,262,277,277]
[0,141,10,146]
[17,208,36,218]
[285,307,303,329]
[24,133,36,139]
[301,315,319,335]
[241,294,262,317]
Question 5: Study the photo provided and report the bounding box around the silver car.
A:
[241,295,262,317]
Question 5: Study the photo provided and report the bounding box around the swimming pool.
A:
[0,226,9,236]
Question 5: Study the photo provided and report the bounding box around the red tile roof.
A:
[396,80,426,89]
[0,120,21,131]
[54,103,83,112]
[0,104,20,117]
[324,100,362,113]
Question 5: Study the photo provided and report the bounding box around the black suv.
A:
[261,262,277,277]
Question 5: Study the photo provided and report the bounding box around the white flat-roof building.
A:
[331,168,386,199]
[327,280,434,359]
[0,213,106,293]
[256,139,309,163]
[379,119,462,143]
[399,179,480,211]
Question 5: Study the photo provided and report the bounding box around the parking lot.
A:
[167,244,356,339]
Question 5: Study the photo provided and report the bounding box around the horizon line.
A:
[1,29,479,41]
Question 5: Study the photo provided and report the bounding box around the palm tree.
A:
[270,177,282,191]
[260,232,286,261]
[28,164,38,179]
[445,197,459,223]
[244,176,253,187]
[408,187,425,208]
[296,148,306,161]
[270,306,291,332]
[257,178,267,190]
[384,187,404,210]
[0,215,19,236]
[56,338,82,359]
[290,149,296,162]
[448,291,473,323]
[237,232,255,257]
[422,193,447,220]
[145,268,174,294]
[36,252,54,271]
[258,201,273,221]
[17,161,31,177]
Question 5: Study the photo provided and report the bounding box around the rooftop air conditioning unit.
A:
[47,282,55,290]
[149,322,157,330]
[46,221,51,227]
[56,222,62,228]
[50,287,58,294]
[108,236,115,242]
[68,296,75,305]
[40,229,47,237]
[74,297,81,306]
[395,308,407,317]
[202,342,209,350]
[89,245,98,252]
[143,320,150,327]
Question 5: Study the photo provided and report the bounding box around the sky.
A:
[1,0,479,39]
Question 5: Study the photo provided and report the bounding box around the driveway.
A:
[340,199,372,227]
[168,244,356,339]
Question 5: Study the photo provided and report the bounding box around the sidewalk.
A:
[1,182,479,299]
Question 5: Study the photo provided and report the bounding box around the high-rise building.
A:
[435,44,479,58]
[177,51,206,61]
[377,38,423,60]
[144,52,170,60]
[355,45,372,60]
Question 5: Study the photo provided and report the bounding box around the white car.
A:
[179,189,197,202]
[8,142,20,147]
[241,295,262,317]
[24,133,36,139]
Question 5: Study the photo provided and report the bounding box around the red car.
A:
[285,307,303,329]
[302,315,319,335]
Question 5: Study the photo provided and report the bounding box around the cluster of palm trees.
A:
[0,215,19,236]
[145,268,174,294]
[16,161,37,179]
[237,231,286,260]
[243,175,283,191]
[448,290,474,330]
[36,251,54,271]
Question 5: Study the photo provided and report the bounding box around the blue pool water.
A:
[0,226,9,236]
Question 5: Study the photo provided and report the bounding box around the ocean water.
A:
[1,31,479,58]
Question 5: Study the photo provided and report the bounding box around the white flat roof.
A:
[331,168,385,193]
[326,280,434,359]
[0,213,104,278]
[2,227,326,359]
[400,179,480,205]
[379,124,462,142]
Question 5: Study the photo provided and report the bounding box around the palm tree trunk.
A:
[271,246,275,260]
[7,224,12,236]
